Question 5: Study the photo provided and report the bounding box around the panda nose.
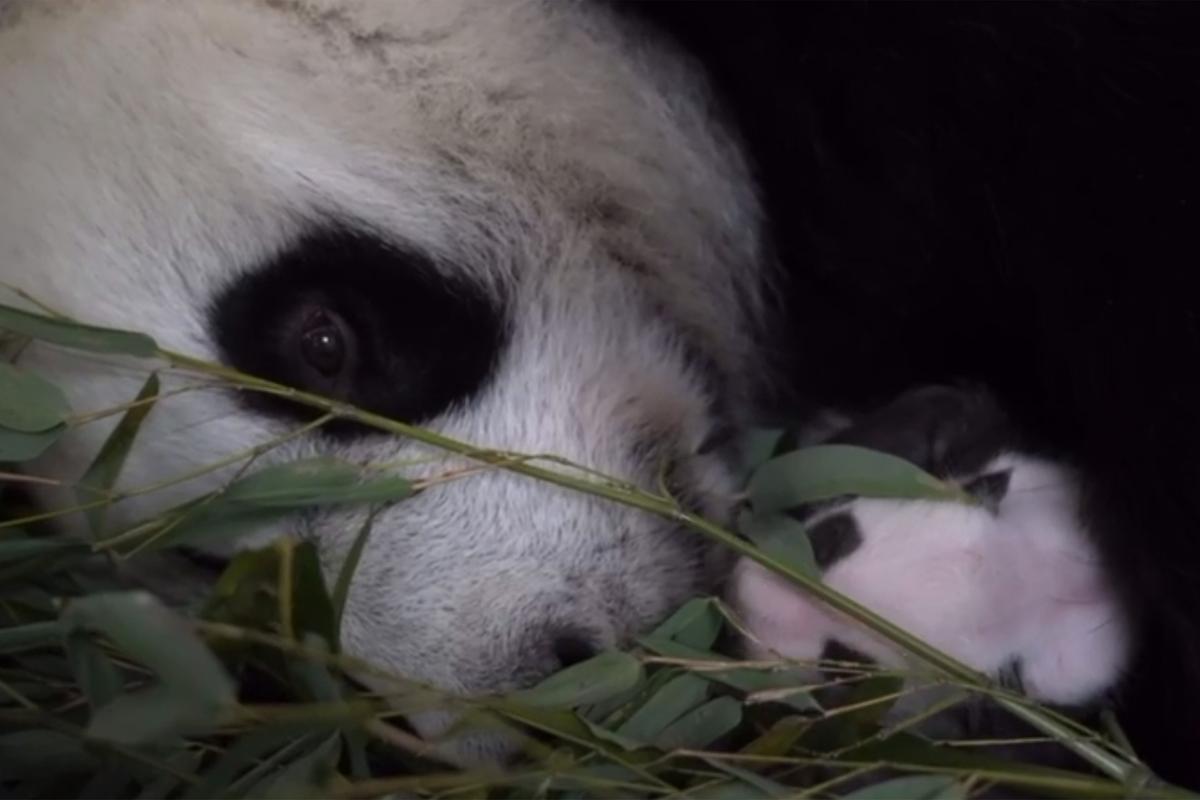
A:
[512,625,607,687]
[552,631,600,668]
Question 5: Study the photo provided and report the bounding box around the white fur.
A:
[0,0,764,759]
[731,455,1130,706]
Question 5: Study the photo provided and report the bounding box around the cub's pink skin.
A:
[730,455,1129,707]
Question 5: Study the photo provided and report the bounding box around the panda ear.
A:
[962,470,1012,514]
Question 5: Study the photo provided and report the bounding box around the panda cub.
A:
[731,386,1130,714]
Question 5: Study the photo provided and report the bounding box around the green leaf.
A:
[252,732,341,799]
[0,536,88,564]
[61,591,235,743]
[76,373,160,536]
[222,458,412,508]
[141,501,284,554]
[584,664,679,726]
[654,696,741,750]
[0,302,158,357]
[0,620,61,653]
[843,775,965,800]
[290,544,337,648]
[648,597,724,650]
[843,674,906,729]
[615,673,709,743]
[88,685,218,745]
[509,651,644,709]
[184,726,313,800]
[749,444,970,513]
[843,731,1078,784]
[0,424,64,462]
[201,545,279,631]
[287,635,342,703]
[333,509,377,645]
[135,749,203,800]
[139,458,413,552]
[78,765,134,799]
[738,510,819,578]
[0,361,70,432]
[741,715,810,757]
[342,728,371,780]
[0,729,99,778]
[579,716,645,751]
[64,631,123,711]
[739,427,785,482]
[700,757,791,799]
[691,779,777,800]
[638,636,819,713]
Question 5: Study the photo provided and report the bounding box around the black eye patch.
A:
[962,469,1012,514]
[807,512,863,570]
[207,225,507,438]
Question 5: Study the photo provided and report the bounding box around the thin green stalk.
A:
[154,346,1154,786]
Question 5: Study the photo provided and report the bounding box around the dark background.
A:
[615,2,1200,788]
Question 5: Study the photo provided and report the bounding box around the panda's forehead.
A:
[0,1,636,288]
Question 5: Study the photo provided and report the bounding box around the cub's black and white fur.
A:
[0,0,760,760]
[2,0,1199,782]
[733,387,1129,711]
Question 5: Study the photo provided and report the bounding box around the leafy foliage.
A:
[0,298,1189,799]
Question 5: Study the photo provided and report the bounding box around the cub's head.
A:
[0,0,766,755]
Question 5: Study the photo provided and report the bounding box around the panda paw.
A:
[731,387,1130,708]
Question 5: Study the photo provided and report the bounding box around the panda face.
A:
[0,0,766,758]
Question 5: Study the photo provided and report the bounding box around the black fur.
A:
[617,2,1200,787]
[208,225,507,438]
[827,385,1016,479]
[807,512,864,572]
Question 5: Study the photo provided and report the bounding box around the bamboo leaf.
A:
[76,373,160,536]
[0,620,62,653]
[741,715,810,757]
[0,729,99,778]
[738,510,819,578]
[509,651,643,709]
[647,597,724,650]
[252,731,341,799]
[183,726,314,800]
[739,427,785,482]
[748,444,969,513]
[141,459,413,552]
[638,636,819,713]
[843,775,965,800]
[0,302,158,357]
[615,673,709,743]
[88,685,217,745]
[333,509,377,646]
[0,536,88,564]
[0,423,64,462]
[700,757,791,799]
[61,591,235,743]
[222,458,412,508]
[654,696,741,750]
[64,631,123,711]
[0,362,70,432]
[290,544,337,648]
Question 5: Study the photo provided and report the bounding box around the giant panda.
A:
[1,0,1198,784]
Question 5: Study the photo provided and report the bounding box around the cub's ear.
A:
[830,384,1012,477]
[962,470,1012,514]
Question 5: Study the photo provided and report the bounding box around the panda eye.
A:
[210,225,506,438]
[297,307,351,379]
